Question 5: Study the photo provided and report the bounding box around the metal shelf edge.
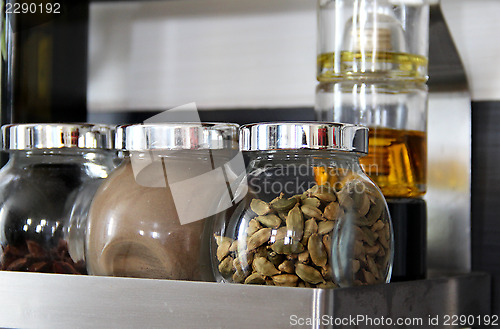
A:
[0,272,490,329]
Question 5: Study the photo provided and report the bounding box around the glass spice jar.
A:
[85,123,241,281]
[211,122,393,288]
[0,124,116,274]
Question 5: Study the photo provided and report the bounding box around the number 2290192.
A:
[5,2,61,14]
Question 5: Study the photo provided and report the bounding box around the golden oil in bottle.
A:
[313,128,426,198]
[317,51,428,83]
[360,127,426,198]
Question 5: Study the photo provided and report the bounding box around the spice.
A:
[214,180,390,288]
[0,163,102,274]
[86,161,210,281]
[1,240,86,274]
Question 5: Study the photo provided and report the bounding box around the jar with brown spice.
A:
[85,123,241,281]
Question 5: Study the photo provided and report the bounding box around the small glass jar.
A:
[211,122,393,288]
[86,123,241,281]
[0,124,116,274]
[317,0,429,82]
[316,81,427,198]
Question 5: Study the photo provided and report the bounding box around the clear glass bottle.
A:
[85,123,241,281]
[316,81,427,197]
[317,0,429,82]
[211,122,393,288]
[0,124,115,274]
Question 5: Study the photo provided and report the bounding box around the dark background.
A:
[471,101,500,314]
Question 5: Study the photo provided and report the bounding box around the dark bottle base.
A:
[387,198,427,282]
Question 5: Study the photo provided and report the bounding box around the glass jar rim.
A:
[2,123,115,151]
[116,122,240,151]
[240,122,368,154]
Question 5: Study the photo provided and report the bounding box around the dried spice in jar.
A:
[86,123,241,281]
[0,124,116,274]
[212,122,393,288]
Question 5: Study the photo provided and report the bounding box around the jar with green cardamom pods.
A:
[211,122,393,288]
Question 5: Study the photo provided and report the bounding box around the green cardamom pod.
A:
[318,221,335,235]
[376,246,386,257]
[298,250,310,264]
[371,220,385,232]
[301,219,318,245]
[366,197,384,223]
[247,219,262,236]
[366,255,381,280]
[267,251,285,268]
[270,193,285,204]
[365,244,380,256]
[232,269,247,283]
[229,240,239,253]
[247,228,272,251]
[250,199,272,216]
[316,281,338,289]
[256,214,281,229]
[362,269,376,285]
[354,240,365,259]
[301,204,323,219]
[323,202,340,221]
[322,234,332,258]
[378,232,389,249]
[253,256,280,276]
[337,188,354,209]
[254,245,268,258]
[272,274,299,287]
[271,197,297,212]
[244,272,266,285]
[214,235,233,246]
[295,263,325,284]
[216,239,232,261]
[218,256,235,277]
[286,204,304,240]
[303,197,321,208]
[271,238,305,254]
[356,193,371,217]
[361,226,376,246]
[308,233,327,267]
[352,259,360,274]
[237,251,254,269]
[274,227,288,241]
[278,260,295,274]
[321,266,333,281]
[312,187,337,203]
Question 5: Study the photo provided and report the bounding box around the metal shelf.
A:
[0,272,490,329]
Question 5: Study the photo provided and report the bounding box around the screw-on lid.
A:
[2,123,115,151]
[116,123,240,151]
[240,122,368,153]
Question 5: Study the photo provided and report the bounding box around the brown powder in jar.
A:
[86,160,208,280]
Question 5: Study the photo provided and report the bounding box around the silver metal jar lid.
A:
[240,122,368,153]
[116,123,240,151]
[2,123,115,151]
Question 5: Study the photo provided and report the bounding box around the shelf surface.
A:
[0,271,490,329]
